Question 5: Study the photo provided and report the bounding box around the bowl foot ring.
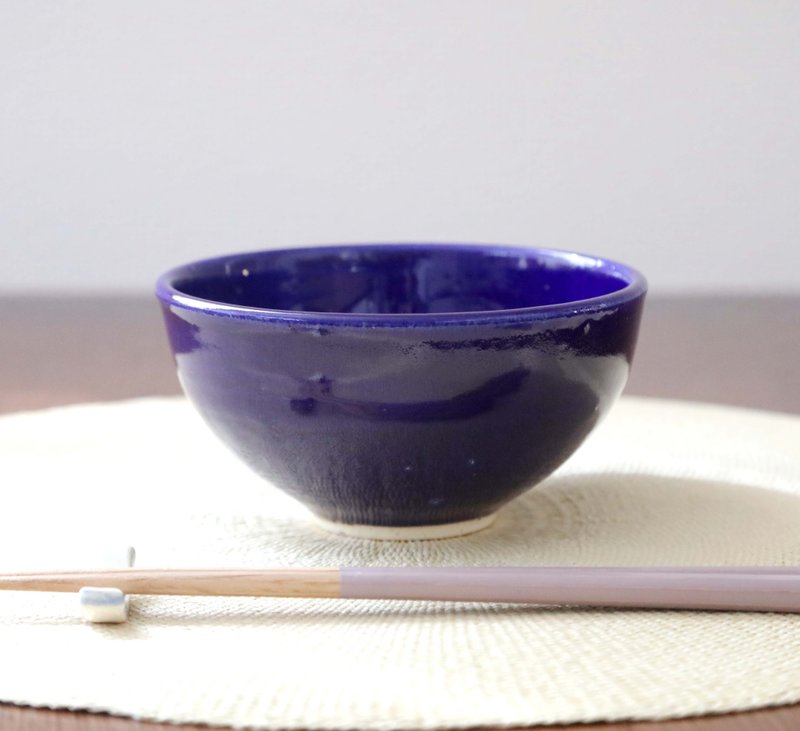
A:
[311,513,497,540]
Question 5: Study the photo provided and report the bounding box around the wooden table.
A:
[1,295,798,731]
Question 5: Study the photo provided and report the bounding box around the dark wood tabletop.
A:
[1,294,798,731]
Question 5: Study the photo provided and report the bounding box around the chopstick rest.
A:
[78,546,135,624]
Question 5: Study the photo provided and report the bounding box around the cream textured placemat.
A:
[0,396,799,729]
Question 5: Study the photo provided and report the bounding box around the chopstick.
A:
[2,566,799,612]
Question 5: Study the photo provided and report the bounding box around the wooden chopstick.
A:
[0,568,340,598]
[2,566,799,612]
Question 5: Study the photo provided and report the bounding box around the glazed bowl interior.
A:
[169,245,635,316]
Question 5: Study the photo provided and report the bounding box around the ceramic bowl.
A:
[156,243,646,539]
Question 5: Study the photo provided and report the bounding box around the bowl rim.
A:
[155,242,648,327]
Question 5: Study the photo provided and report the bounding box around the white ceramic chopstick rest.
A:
[78,546,136,624]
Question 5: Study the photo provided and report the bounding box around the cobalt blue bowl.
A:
[156,244,646,539]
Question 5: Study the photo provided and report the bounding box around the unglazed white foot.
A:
[312,513,497,540]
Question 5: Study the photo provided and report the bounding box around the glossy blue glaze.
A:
[156,244,646,528]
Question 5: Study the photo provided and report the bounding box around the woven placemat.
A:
[0,396,799,729]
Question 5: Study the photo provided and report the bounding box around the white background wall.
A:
[1,1,798,294]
